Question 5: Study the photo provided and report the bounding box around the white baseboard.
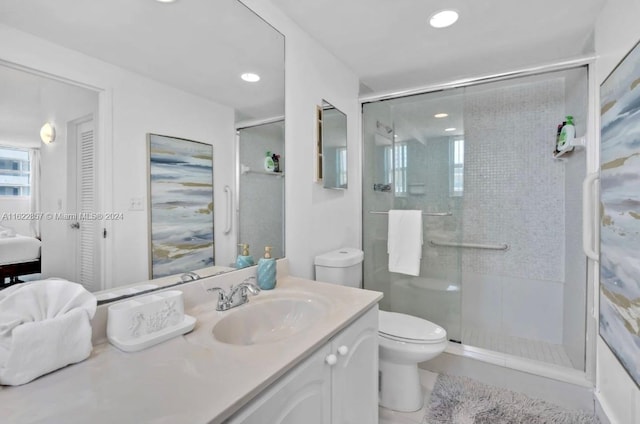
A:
[594,391,615,424]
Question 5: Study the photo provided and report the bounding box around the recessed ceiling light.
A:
[445,127,456,132]
[241,72,260,82]
[434,113,448,118]
[155,0,177,3]
[429,10,459,28]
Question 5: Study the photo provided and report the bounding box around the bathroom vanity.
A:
[0,261,382,424]
[226,307,378,423]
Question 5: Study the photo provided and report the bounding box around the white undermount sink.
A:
[211,294,330,345]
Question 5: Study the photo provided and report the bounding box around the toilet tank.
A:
[314,248,364,288]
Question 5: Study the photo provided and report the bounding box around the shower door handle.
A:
[582,172,599,262]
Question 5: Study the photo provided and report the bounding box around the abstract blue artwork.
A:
[600,39,640,388]
[148,134,214,278]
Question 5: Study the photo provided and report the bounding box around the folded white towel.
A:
[387,210,423,276]
[0,279,97,386]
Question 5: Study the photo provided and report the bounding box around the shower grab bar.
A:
[368,210,452,217]
[223,185,232,235]
[429,239,510,251]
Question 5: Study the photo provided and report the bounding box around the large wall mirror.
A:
[0,0,285,302]
[317,100,348,189]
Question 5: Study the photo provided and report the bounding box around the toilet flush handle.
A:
[337,345,349,356]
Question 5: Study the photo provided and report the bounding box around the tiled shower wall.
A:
[460,78,565,282]
[457,78,568,346]
[362,72,587,363]
[238,122,285,262]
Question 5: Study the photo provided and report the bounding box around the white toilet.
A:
[314,248,448,412]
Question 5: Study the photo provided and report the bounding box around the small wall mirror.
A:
[317,100,347,189]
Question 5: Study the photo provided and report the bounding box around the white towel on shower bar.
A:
[387,210,422,276]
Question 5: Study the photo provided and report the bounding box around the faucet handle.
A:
[207,287,233,311]
[180,271,201,282]
[207,287,227,302]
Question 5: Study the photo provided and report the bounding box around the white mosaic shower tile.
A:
[460,78,566,282]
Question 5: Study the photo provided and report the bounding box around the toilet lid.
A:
[379,310,447,344]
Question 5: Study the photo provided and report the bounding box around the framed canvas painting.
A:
[148,134,214,278]
[599,39,640,388]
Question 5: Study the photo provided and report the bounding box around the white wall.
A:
[37,83,97,281]
[109,74,235,286]
[594,1,640,423]
[0,24,236,288]
[241,0,362,279]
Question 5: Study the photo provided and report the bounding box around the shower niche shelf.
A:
[553,136,586,159]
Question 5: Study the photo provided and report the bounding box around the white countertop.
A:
[0,272,382,424]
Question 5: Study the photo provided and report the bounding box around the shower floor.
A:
[461,328,574,368]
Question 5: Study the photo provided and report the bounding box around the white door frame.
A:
[0,59,113,290]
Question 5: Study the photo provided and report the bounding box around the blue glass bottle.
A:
[235,244,254,269]
[257,246,276,290]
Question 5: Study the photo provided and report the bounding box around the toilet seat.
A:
[379,310,447,344]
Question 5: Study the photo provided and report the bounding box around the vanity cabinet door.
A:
[330,306,379,424]
[227,344,332,424]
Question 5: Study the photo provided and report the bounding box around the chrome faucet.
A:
[180,271,201,282]
[207,276,261,311]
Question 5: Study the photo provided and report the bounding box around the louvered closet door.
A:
[75,119,99,291]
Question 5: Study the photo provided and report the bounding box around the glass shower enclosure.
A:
[362,67,588,371]
[237,120,285,260]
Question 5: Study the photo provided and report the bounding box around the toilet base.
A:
[378,359,423,412]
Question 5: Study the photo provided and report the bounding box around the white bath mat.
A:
[425,374,599,424]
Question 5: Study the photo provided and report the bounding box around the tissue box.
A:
[107,290,195,352]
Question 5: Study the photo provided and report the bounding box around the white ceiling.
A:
[271,0,606,94]
[0,0,285,121]
[0,0,606,120]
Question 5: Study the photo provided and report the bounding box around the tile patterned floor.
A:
[460,328,574,368]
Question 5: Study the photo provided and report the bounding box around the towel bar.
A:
[368,210,452,217]
[429,240,509,251]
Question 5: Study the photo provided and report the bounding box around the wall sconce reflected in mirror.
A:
[40,122,56,144]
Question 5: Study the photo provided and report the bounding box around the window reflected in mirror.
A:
[449,138,464,197]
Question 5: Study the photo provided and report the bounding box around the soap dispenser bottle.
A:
[235,243,255,269]
[257,246,276,290]
[557,116,576,152]
[264,151,275,172]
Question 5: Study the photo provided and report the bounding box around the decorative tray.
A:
[107,290,196,352]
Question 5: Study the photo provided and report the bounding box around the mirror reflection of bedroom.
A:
[0,64,99,291]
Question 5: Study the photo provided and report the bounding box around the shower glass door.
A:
[362,66,589,370]
[237,121,285,259]
[362,89,465,343]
